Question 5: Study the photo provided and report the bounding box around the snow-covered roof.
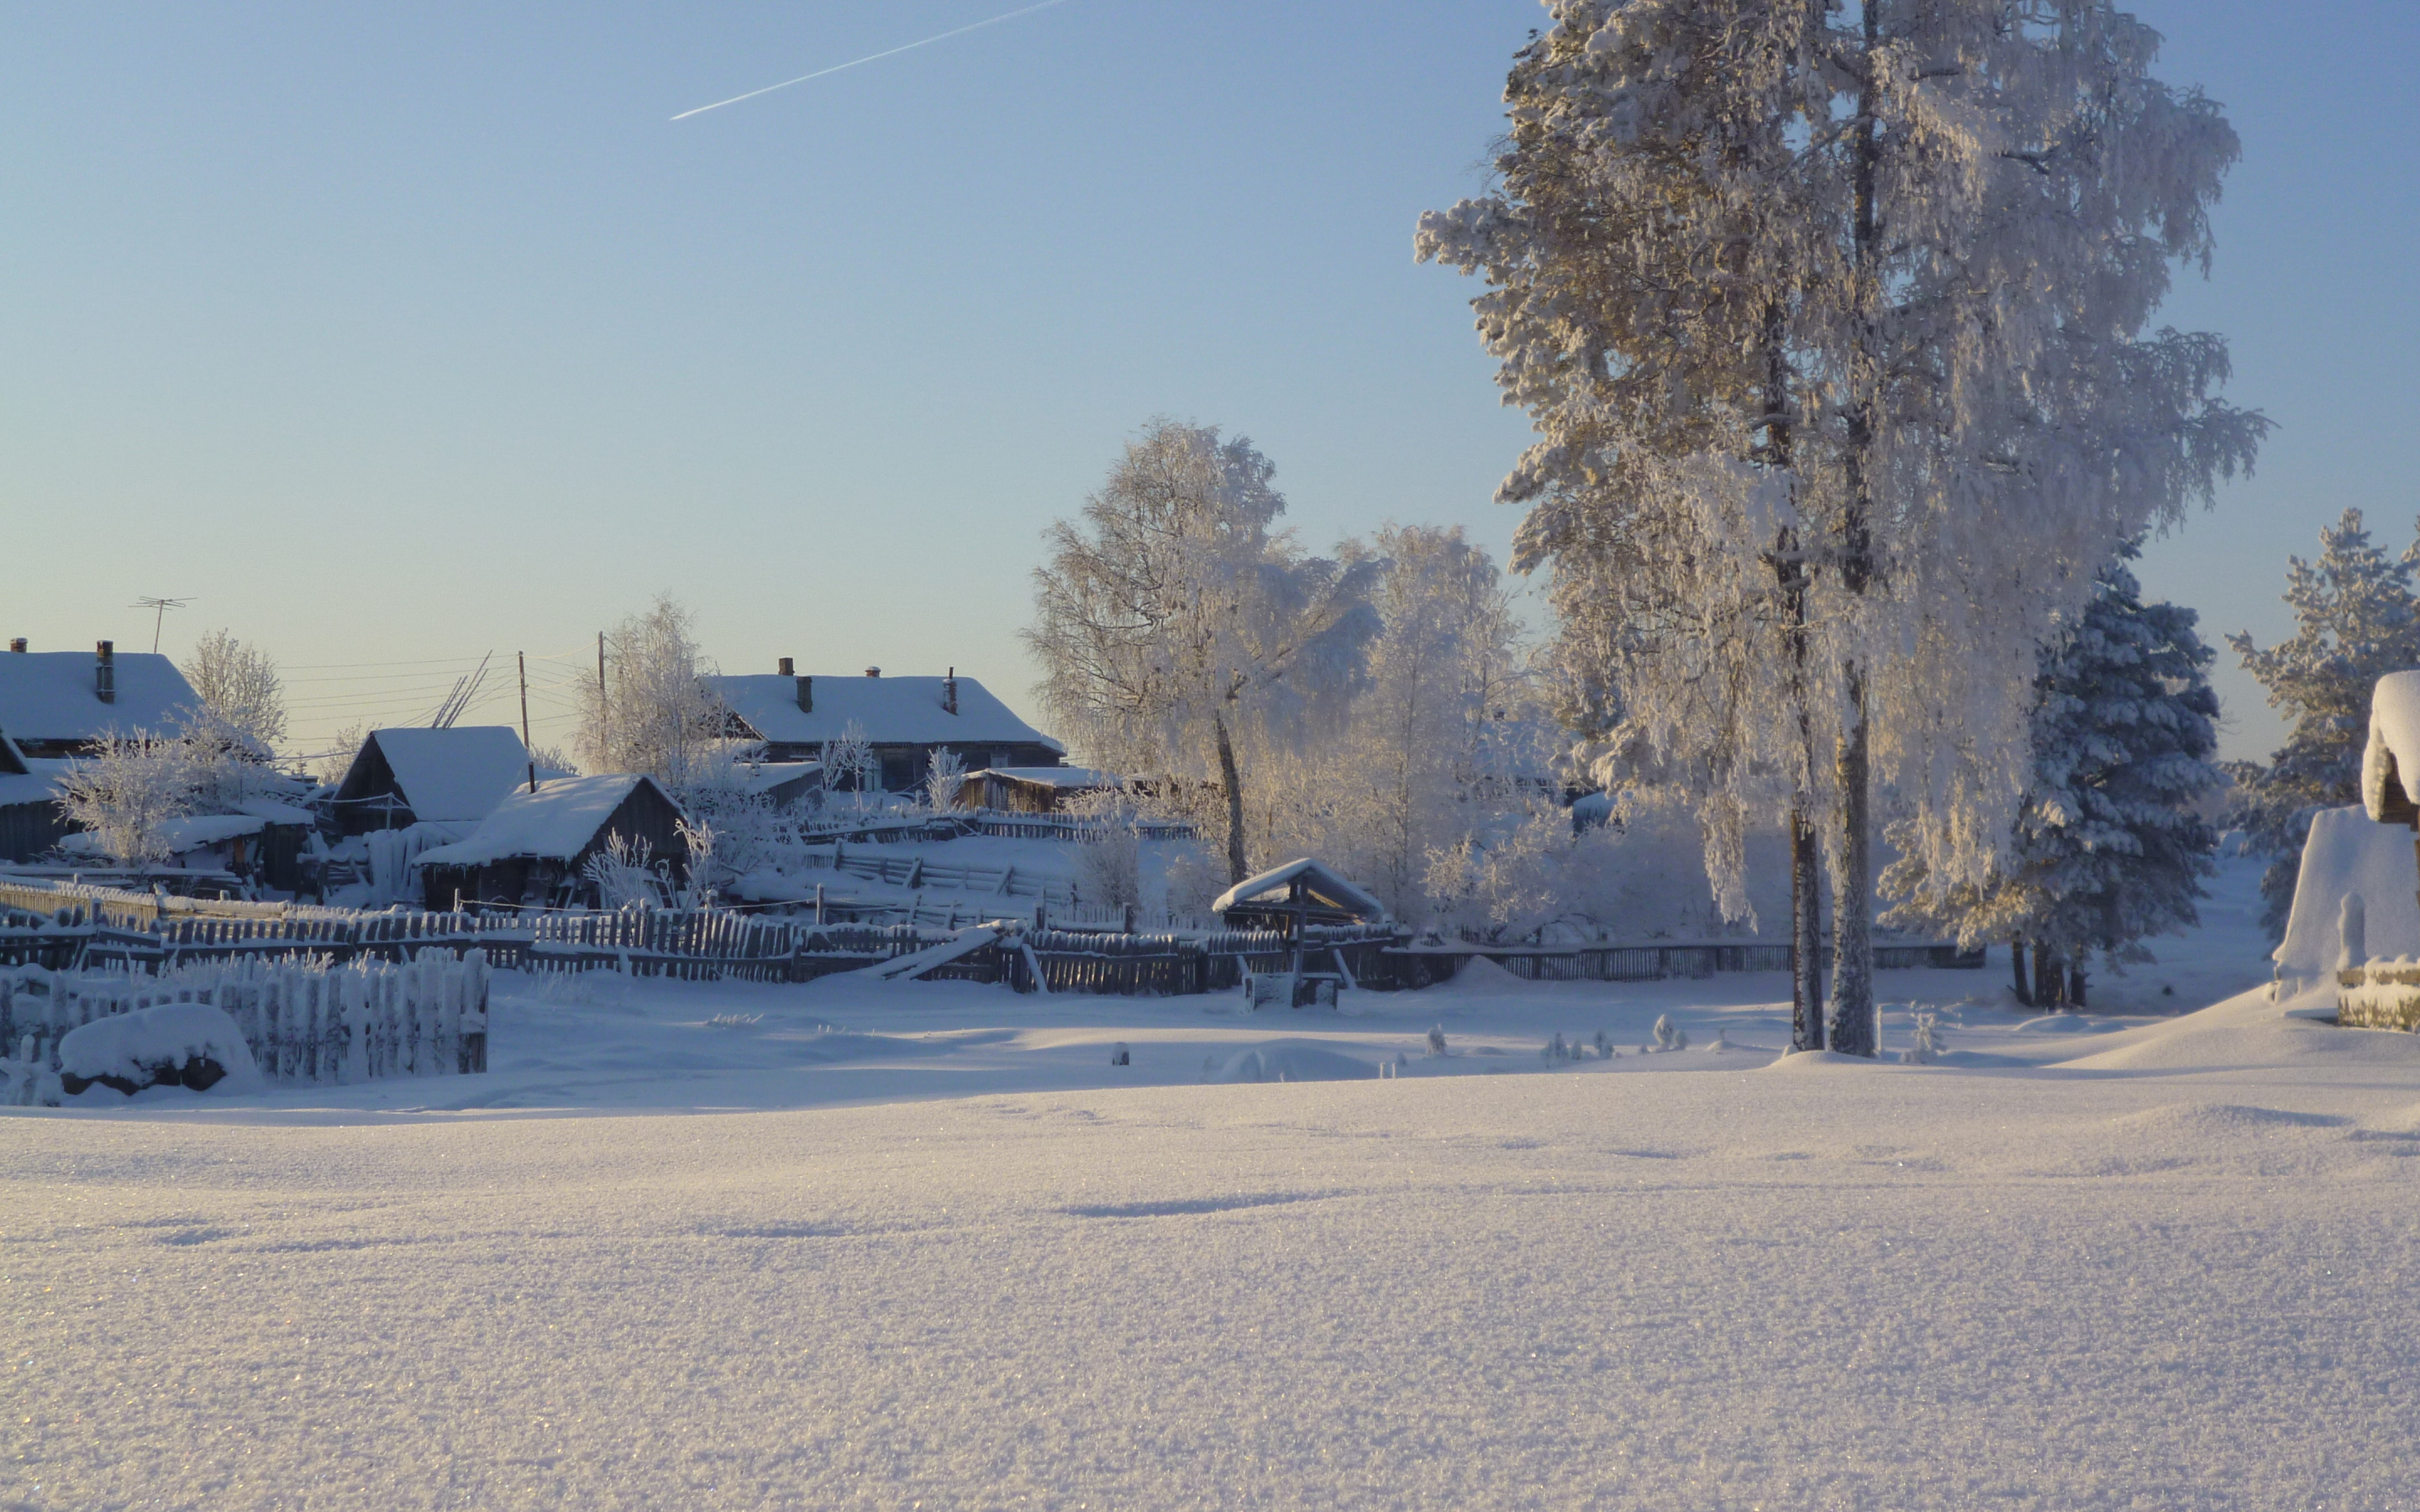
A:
[413,774,675,868]
[2363,672,2420,823]
[349,726,542,823]
[0,760,67,811]
[724,761,823,797]
[1212,858,1389,922]
[0,651,197,743]
[970,766,1120,789]
[711,674,1063,753]
[60,813,272,856]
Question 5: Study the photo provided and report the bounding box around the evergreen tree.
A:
[2225,509,2420,937]
[1886,547,2222,1003]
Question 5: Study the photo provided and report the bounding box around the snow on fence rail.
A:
[2,950,490,1105]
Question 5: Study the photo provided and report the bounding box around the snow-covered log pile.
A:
[1,948,488,1105]
[2338,958,2420,1032]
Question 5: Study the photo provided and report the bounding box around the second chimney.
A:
[777,656,794,676]
[942,666,958,716]
[797,675,813,713]
[96,640,116,704]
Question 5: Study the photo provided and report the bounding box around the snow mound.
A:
[2105,1102,2352,1141]
[1207,1041,1379,1084]
[2060,989,2420,1074]
[56,1004,261,1095]
[1436,953,1528,991]
[1760,1049,1886,1072]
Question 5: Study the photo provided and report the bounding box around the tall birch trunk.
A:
[1828,0,1883,1055]
[1213,711,1249,884]
[1791,811,1826,1050]
[1828,680,1876,1055]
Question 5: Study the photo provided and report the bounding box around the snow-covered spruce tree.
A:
[1027,419,1378,883]
[579,596,726,790]
[2224,509,2420,938]
[1419,0,2264,1055]
[1884,545,2222,1004]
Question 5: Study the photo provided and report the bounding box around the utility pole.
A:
[130,596,191,654]
[518,651,537,794]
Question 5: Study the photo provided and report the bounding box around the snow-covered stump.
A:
[2338,958,2420,1032]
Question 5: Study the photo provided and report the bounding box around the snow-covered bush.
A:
[1652,1016,1688,1053]
[581,833,676,910]
[822,720,876,809]
[1901,1011,1945,1067]
[923,747,965,812]
[55,729,192,864]
[1069,789,1144,911]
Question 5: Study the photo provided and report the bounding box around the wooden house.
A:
[327,726,558,835]
[414,774,687,911]
[0,641,199,759]
[955,766,1123,813]
[0,732,73,864]
[709,663,1063,793]
[1212,858,1391,935]
[56,803,314,892]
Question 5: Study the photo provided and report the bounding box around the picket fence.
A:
[2,949,490,1106]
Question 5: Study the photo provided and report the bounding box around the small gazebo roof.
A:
[1212,858,1387,924]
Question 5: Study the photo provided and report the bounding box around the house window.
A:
[881,753,915,791]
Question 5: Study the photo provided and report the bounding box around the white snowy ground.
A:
[10,856,2420,1509]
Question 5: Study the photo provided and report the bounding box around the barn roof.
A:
[343,726,545,823]
[1212,858,1389,922]
[0,651,197,743]
[414,774,677,868]
[971,766,1120,789]
[710,674,1062,753]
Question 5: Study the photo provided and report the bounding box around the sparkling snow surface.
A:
[10,857,2420,1509]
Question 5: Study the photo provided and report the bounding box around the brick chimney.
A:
[777,656,794,676]
[865,666,881,678]
[7,638,24,653]
[796,674,812,712]
[95,640,115,704]
[942,666,958,716]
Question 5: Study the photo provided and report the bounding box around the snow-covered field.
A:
[11,856,2420,1509]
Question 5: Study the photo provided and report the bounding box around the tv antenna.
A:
[130,596,191,654]
[426,652,495,729]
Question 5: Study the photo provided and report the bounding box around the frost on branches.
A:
[2225,509,2420,939]
[1027,419,1378,883]
[580,596,729,791]
[1418,0,2264,1051]
[1884,546,2222,1005]
[55,730,193,865]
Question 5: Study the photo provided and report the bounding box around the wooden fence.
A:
[0,876,1982,1001]
[2,949,490,1105]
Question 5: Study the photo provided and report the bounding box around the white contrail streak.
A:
[673,0,1077,121]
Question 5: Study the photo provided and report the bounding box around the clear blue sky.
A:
[5,1,2412,763]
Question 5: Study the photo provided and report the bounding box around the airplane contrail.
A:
[673,0,1078,121]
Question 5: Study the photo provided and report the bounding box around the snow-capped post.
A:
[1419,0,2264,1060]
[518,651,537,795]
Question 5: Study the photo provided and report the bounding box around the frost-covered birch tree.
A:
[1256,526,1536,918]
[1027,419,1379,883]
[55,730,192,865]
[2224,509,2420,937]
[181,629,287,755]
[579,596,727,790]
[1420,0,2264,1054]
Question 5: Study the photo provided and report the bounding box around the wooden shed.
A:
[327,726,555,836]
[1212,858,1391,935]
[413,774,687,911]
[955,766,1123,814]
[0,733,73,864]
